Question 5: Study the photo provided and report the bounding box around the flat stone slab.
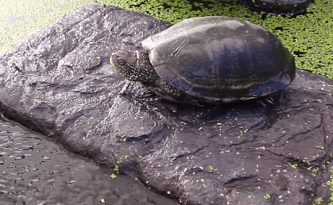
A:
[1,4,333,204]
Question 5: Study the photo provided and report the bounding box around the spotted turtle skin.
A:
[140,16,296,103]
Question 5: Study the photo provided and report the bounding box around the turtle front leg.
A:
[144,79,201,105]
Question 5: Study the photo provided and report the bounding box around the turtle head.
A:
[111,50,158,83]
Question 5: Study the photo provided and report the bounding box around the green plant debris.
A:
[326,166,333,204]
[110,173,117,178]
[264,193,271,199]
[113,155,130,173]
[101,198,106,203]
[281,130,287,134]
[237,130,243,138]
[316,197,323,204]
[209,165,214,171]
[117,155,129,164]
[232,172,236,178]
[247,195,251,198]
[200,178,205,182]
[313,167,319,172]
[316,145,325,150]
[290,163,297,169]
[116,135,127,142]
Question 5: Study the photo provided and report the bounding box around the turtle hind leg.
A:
[257,91,288,108]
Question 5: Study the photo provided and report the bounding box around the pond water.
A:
[0,115,179,205]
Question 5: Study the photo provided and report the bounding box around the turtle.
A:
[238,0,312,15]
[110,16,296,105]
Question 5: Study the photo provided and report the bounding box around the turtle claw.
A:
[266,96,274,104]
[258,95,275,107]
[258,99,267,107]
[119,81,130,95]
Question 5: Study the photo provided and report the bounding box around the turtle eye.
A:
[117,59,126,66]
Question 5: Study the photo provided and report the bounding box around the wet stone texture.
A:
[0,116,179,205]
[0,3,333,205]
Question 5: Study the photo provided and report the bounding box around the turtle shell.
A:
[238,0,311,15]
[141,16,296,103]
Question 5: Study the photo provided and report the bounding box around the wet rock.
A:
[0,4,332,205]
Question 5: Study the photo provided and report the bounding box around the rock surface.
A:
[0,4,333,205]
